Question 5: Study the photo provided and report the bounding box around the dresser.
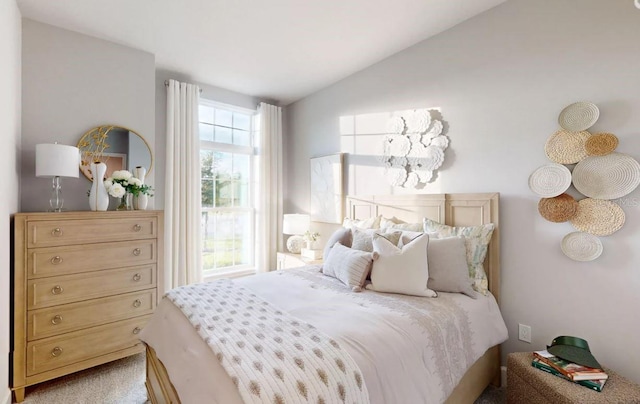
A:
[276,251,323,270]
[11,210,163,402]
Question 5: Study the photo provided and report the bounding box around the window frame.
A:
[199,99,257,279]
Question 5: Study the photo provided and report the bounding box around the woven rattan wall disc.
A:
[572,152,640,200]
[570,198,625,236]
[558,102,600,132]
[538,194,578,222]
[528,163,572,197]
[561,232,603,261]
[544,130,591,164]
[585,133,619,156]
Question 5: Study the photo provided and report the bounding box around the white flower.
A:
[108,182,126,198]
[389,156,407,167]
[104,179,113,190]
[404,172,419,188]
[386,116,406,135]
[422,145,445,171]
[423,120,443,142]
[415,169,434,183]
[111,170,133,180]
[127,177,143,187]
[386,166,407,187]
[383,135,411,157]
[430,135,449,150]
[406,110,431,134]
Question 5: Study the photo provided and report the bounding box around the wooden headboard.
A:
[345,193,501,304]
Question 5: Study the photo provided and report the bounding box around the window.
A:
[199,100,256,276]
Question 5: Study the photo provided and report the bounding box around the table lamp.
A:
[36,143,80,212]
[283,213,310,253]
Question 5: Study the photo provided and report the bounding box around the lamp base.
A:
[286,235,305,254]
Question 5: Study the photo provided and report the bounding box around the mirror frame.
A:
[77,125,153,181]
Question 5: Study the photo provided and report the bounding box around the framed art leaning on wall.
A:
[310,153,344,223]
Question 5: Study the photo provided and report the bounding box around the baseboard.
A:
[2,388,11,404]
[501,365,507,387]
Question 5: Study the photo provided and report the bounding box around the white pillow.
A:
[366,233,437,297]
[322,242,377,292]
[342,216,381,229]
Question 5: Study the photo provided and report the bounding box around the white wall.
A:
[21,19,155,212]
[0,0,21,401]
[285,0,640,382]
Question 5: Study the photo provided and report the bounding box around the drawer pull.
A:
[133,248,141,256]
[50,256,63,265]
[51,285,64,295]
[51,228,63,237]
[133,299,142,308]
[133,224,142,232]
[132,273,141,282]
[51,347,63,357]
[51,315,63,325]
[133,327,141,335]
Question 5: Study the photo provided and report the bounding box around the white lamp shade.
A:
[283,213,310,235]
[36,144,80,178]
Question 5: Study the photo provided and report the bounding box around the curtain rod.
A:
[164,80,203,93]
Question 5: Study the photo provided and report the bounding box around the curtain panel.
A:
[165,79,202,289]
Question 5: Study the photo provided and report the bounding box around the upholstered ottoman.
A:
[507,352,640,404]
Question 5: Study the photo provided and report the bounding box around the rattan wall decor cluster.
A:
[528,101,640,261]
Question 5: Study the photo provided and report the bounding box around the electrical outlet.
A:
[518,324,532,343]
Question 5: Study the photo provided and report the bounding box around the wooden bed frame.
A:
[145,193,501,404]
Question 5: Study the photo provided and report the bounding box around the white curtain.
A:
[256,102,283,272]
[165,79,202,289]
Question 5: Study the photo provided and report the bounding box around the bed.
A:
[141,193,506,404]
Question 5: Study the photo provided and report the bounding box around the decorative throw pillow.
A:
[426,236,476,298]
[366,233,437,297]
[322,242,377,292]
[342,216,381,230]
[351,228,401,253]
[322,227,353,261]
[380,216,403,228]
[383,221,424,232]
[423,218,495,295]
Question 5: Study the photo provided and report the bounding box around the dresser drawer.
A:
[28,289,156,341]
[28,240,156,279]
[27,265,156,310]
[27,217,157,248]
[26,315,150,376]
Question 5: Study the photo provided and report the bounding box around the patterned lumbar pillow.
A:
[322,227,353,261]
[342,215,381,230]
[322,242,377,292]
[351,228,401,253]
[423,218,495,295]
[366,233,437,297]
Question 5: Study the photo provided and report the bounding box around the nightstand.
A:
[276,252,323,270]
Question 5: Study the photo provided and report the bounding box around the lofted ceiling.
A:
[17,0,506,105]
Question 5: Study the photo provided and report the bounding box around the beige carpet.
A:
[18,353,503,403]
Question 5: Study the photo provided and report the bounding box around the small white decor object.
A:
[89,162,110,211]
[572,152,640,200]
[561,231,603,261]
[383,108,448,188]
[570,198,625,236]
[558,101,600,132]
[528,163,572,197]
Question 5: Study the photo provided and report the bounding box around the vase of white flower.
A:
[104,169,153,211]
[89,162,109,211]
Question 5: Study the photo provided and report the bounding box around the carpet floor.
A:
[18,353,505,403]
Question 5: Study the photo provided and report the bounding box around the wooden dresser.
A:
[11,210,163,402]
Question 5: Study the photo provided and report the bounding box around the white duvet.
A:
[140,267,508,404]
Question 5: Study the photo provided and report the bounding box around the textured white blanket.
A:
[165,279,369,404]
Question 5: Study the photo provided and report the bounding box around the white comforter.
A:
[140,267,508,404]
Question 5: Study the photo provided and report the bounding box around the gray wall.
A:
[154,69,264,209]
[285,0,640,382]
[21,19,155,212]
[0,0,21,401]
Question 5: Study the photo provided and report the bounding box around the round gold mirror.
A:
[77,125,153,180]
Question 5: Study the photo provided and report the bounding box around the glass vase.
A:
[116,193,133,211]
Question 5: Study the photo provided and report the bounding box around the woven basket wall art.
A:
[561,231,603,261]
[572,152,640,200]
[544,130,591,164]
[558,101,600,132]
[538,194,578,223]
[528,163,572,197]
[570,198,625,236]
[585,132,619,156]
